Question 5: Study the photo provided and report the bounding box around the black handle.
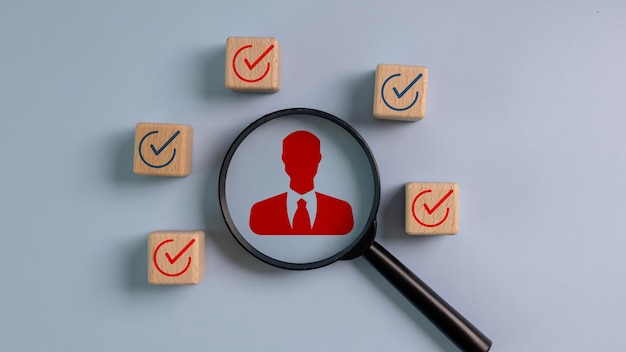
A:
[363,241,492,352]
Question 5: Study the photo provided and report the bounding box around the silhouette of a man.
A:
[249,130,354,235]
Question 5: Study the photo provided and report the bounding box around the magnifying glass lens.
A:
[221,110,379,269]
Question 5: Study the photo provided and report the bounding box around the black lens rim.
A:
[218,108,381,270]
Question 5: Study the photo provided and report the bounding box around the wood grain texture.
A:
[405,182,458,235]
[373,64,428,121]
[133,122,193,177]
[225,36,281,92]
[148,231,205,285]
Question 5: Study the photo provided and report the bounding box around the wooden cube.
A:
[148,231,206,285]
[373,64,428,121]
[406,182,458,235]
[225,36,281,92]
[133,122,193,177]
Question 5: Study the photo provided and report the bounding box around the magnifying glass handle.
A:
[363,241,492,352]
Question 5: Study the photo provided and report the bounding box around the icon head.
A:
[282,131,322,195]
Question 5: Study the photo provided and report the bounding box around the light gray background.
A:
[1,1,624,351]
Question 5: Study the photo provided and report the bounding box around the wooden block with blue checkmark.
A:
[225,36,281,93]
[133,123,193,177]
[373,64,428,121]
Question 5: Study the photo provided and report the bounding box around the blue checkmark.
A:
[381,73,421,111]
[392,73,422,98]
[150,130,180,156]
[138,130,178,168]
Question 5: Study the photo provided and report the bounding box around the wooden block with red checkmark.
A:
[148,231,205,285]
[133,122,193,177]
[373,64,428,121]
[225,36,281,92]
[405,182,458,235]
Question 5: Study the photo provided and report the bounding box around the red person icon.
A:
[249,130,354,235]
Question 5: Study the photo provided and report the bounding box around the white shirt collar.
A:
[287,189,317,227]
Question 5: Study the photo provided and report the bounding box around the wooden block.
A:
[373,64,428,121]
[406,182,458,235]
[225,36,281,92]
[133,122,193,177]
[148,231,206,285]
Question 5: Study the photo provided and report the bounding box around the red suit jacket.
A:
[249,192,354,235]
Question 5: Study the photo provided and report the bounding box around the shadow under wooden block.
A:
[345,71,376,124]
[406,182,458,235]
[133,123,193,177]
[373,64,428,121]
[225,36,281,93]
[148,231,206,285]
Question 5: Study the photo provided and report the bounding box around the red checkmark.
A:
[423,190,454,215]
[243,44,275,70]
[232,44,274,83]
[165,239,196,264]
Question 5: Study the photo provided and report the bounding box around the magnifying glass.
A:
[219,108,491,352]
